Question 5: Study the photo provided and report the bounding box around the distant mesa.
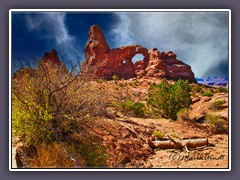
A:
[82,24,196,83]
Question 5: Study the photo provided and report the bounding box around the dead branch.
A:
[153,138,208,149]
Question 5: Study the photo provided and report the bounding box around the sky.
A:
[11,11,229,77]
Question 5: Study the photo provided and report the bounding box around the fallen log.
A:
[153,138,208,149]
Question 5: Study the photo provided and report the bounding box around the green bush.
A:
[177,108,190,121]
[153,131,165,139]
[147,78,191,120]
[113,99,146,117]
[133,80,139,86]
[119,82,124,87]
[203,91,214,97]
[191,83,202,92]
[204,114,227,133]
[96,78,106,83]
[216,87,228,93]
[112,75,119,81]
[212,100,225,110]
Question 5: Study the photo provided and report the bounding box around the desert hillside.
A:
[11,24,229,169]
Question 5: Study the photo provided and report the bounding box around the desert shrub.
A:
[119,82,124,87]
[170,133,178,138]
[204,114,227,134]
[67,140,108,167]
[216,87,228,93]
[191,83,202,92]
[96,78,107,83]
[113,99,146,117]
[12,61,110,167]
[28,142,82,168]
[212,100,225,110]
[28,139,107,168]
[147,78,191,120]
[177,108,190,121]
[203,91,214,97]
[134,80,139,86]
[153,131,165,139]
[112,75,119,81]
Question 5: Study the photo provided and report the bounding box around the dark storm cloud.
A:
[111,12,229,77]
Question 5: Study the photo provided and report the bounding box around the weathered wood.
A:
[153,138,208,149]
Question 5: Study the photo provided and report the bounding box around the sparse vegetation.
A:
[192,83,202,92]
[204,114,227,134]
[12,65,229,168]
[12,61,110,167]
[96,78,107,83]
[112,99,147,117]
[153,131,165,139]
[119,82,124,87]
[177,108,190,121]
[212,100,225,110]
[170,133,178,138]
[147,78,191,120]
[134,80,139,86]
[112,74,119,81]
[203,91,214,97]
[216,87,228,93]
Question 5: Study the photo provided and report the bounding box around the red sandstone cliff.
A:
[83,24,196,82]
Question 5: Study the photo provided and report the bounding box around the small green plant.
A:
[170,133,178,138]
[212,100,225,110]
[177,108,190,121]
[192,83,202,92]
[203,91,214,97]
[133,80,139,86]
[96,79,106,83]
[113,100,146,117]
[119,82,124,87]
[216,87,228,93]
[153,131,165,139]
[112,75,119,81]
[204,114,227,133]
[128,82,134,86]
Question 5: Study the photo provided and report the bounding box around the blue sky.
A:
[11,11,229,77]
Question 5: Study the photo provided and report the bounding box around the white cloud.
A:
[111,12,136,47]
[111,12,229,77]
[25,12,83,63]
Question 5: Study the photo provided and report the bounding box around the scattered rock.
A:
[202,97,211,102]
[192,97,200,103]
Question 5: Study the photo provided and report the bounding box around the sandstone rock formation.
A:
[41,49,62,66]
[84,24,196,82]
[145,48,196,82]
[13,49,66,80]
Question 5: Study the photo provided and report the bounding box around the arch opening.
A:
[131,54,145,64]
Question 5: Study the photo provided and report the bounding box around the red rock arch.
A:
[99,45,149,79]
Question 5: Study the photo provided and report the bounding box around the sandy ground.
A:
[120,117,229,169]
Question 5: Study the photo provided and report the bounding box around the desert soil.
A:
[118,117,228,168]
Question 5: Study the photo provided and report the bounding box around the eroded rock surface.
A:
[83,24,196,82]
